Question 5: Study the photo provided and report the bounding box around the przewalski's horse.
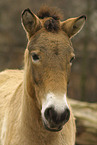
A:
[0,6,86,145]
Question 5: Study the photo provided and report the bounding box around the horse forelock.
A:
[37,6,63,32]
[37,6,63,20]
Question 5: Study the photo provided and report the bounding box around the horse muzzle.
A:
[41,92,70,132]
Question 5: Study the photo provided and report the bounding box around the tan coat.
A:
[0,6,86,145]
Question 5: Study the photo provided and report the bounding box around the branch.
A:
[69,99,97,145]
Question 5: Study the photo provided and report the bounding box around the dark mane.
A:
[37,6,63,20]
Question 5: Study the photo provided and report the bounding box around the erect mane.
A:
[37,6,63,20]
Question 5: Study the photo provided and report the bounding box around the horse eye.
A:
[70,56,75,63]
[32,53,39,62]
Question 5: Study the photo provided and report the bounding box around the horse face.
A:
[22,8,86,131]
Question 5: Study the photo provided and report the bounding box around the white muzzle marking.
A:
[41,92,69,123]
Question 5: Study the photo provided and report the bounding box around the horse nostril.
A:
[44,107,57,121]
[61,108,70,124]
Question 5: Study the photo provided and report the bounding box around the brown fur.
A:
[44,18,60,32]
[37,5,63,20]
[0,6,86,145]
[37,6,62,32]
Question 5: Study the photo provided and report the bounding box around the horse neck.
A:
[21,85,40,130]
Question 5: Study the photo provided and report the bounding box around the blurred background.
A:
[0,0,97,103]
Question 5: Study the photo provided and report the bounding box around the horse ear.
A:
[61,15,86,38]
[21,8,42,38]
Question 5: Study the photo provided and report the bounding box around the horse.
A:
[0,6,86,145]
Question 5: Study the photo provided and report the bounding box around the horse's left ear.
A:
[21,8,41,38]
[61,15,86,38]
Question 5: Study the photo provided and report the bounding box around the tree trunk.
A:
[69,99,97,145]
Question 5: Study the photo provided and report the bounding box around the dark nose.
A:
[44,107,70,125]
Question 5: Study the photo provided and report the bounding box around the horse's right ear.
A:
[21,8,42,38]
